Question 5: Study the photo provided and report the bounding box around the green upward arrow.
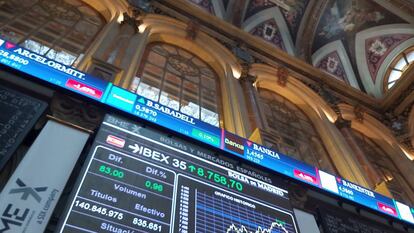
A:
[138,98,145,104]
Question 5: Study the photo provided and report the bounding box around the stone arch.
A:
[250,64,337,121]
[407,106,414,159]
[312,40,360,89]
[73,0,129,70]
[140,14,241,79]
[250,64,369,186]
[81,0,128,21]
[124,14,247,135]
[188,0,226,19]
[338,103,414,201]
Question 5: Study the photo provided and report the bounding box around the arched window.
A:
[384,46,414,90]
[0,0,105,66]
[351,129,414,205]
[258,89,336,174]
[130,43,222,127]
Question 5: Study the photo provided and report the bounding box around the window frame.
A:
[257,88,336,174]
[0,0,105,67]
[132,42,224,128]
[383,46,414,92]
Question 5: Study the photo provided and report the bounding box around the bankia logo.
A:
[224,132,244,155]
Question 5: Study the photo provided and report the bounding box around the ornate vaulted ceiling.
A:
[186,0,414,98]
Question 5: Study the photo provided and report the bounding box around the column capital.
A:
[239,63,257,83]
[335,116,352,129]
[240,74,257,84]
[120,12,140,34]
[51,93,104,131]
[232,42,254,64]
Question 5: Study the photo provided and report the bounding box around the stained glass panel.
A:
[385,46,414,91]
[0,0,105,67]
[132,43,221,127]
[258,89,336,174]
[351,129,414,205]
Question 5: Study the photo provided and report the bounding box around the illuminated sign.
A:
[0,40,107,100]
[223,131,245,155]
[318,170,339,194]
[12,46,85,79]
[0,37,413,225]
[106,86,137,112]
[57,115,299,233]
[395,202,414,224]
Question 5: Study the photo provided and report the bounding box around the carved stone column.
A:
[105,13,140,66]
[76,15,120,71]
[239,64,264,133]
[335,117,382,188]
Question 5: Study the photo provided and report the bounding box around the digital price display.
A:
[318,170,399,217]
[0,37,413,226]
[0,38,108,100]
[57,115,299,233]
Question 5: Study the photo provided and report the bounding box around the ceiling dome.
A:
[186,0,414,97]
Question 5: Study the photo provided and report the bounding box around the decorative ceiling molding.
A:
[225,0,248,26]
[211,0,226,19]
[242,7,295,56]
[355,24,414,98]
[297,0,329,61]
[373,0,414,24]
[315,52,348,83]
[295,0,327,60]
[366,34,413,82]
[187,0,225,19]
[157,0,410,111]
[312,40,360,90]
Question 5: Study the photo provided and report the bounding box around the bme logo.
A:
[9,179,47,203]
[0,179,47,232]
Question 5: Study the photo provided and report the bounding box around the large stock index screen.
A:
[57,115,299,233]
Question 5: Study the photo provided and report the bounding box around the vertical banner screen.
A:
[0,120,89,233]
[0,84,47,169]
[57,115,299,233]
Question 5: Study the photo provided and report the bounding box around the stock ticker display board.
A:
[57,114,299,233]
[0,37,413,227]
[318,202,406,233]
